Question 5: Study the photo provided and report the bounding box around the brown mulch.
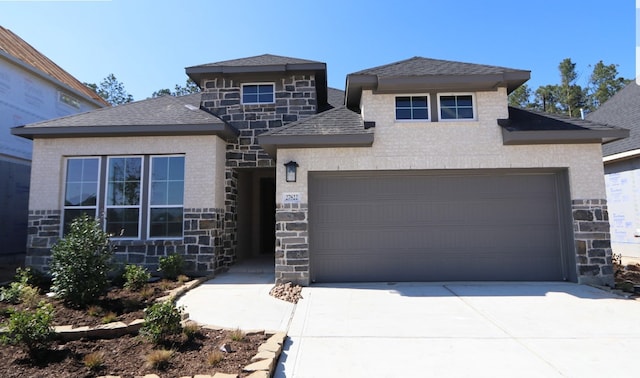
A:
[0,278,266,377]
[0,279,183,327]
[0,327,266,378]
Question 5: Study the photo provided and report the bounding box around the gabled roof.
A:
[0,25,109,107]
[586,81,640,158]
[11,93,238,140]
[259,106,373,156]
[346,56,530,110]
[186,53,328,110]
[498,107,628,145]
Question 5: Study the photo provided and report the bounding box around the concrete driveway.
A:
[275,282,640,378]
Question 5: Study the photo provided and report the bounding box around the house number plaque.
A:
[282,192,301,204]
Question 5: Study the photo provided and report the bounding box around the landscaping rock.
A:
[269,282,303,303]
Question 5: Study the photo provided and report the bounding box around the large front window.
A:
[62,155,185,239]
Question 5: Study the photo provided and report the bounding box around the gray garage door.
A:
[309,170,572,283]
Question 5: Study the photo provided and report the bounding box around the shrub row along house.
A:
[12,54,628,286]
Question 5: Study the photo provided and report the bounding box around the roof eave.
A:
[259,133,374,158]
[11,123,239,141]
[500,128,630,146]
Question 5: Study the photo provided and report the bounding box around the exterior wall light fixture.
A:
[284,161,299,182]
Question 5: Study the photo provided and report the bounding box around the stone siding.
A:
[25,208,224,276]
[275,203,309,285]
[24,210,61,272]
[572,199,614,286]
[200,74,317,168]
[201,73,319,274]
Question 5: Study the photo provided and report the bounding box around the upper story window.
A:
[395,95,429,121]
[438,94,475,120]
[242,83,275,104]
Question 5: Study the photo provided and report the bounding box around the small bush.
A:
[0,272,40,306]
[140,301,183,344]
[230,327,245,342]
[83,351,104,371]
[145,349,174,370]
[182,323,200,341]
[177,274,190,284]
[101,311,118,324]
[206,350,224,366]
[14,267,46,288]
[87,305,103,317]
[1,302,54,355]
[50,215,114,307]
[158,254,184,280]
[123,264,151,291]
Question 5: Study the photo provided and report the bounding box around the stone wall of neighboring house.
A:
[273,88,613,285]
[200,73,318,267]
[24,135,227,275]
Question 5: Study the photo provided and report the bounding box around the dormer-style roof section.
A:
[259,106,373,156]
[0,25,109,108]
[586,81,640,160]
[186,54,328,109]
[11,93,238,140]
[346,56,530,110]
[498,107,628,145]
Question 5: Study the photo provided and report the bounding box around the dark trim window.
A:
[438,94,475,120]
[63,157,100,234]
[62,155,185,239]
[395,95,429,120]
[242,83,275,104]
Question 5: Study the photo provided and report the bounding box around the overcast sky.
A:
[1,0,635,101]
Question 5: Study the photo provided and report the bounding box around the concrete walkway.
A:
[275,282,640,378]
[176,259,295,333]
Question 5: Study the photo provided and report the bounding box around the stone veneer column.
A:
[24,210,61,272]
[572,199,614,286]
[275,203,309,285]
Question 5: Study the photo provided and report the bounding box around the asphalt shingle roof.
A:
[351,56,526,77]
[21,93,222,128]
[586,81,640,156]
[261,106,368,137]
[187,54,322,69]
[502,106,621,132]
[0,25,109,107]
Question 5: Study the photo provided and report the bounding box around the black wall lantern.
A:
[284,161,299,182]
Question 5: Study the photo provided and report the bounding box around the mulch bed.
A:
[0,327,266,378]
[0,278,266,377]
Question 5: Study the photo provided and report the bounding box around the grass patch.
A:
[101,311,118,324]
[230,328,245,342]
[83,351,104,371]
[206,350,224,366]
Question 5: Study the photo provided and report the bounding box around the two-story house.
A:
[0,26,108,268]
[12,54,627,287]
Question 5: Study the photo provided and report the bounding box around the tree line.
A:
[86,58,630,115]
[83,76,200,106]
[509,58,629,117]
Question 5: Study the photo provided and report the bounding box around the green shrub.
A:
[1,302,54,355]
[123,264,151,291]
[0,270,40,306]
[140,301,183,344]
[158,254,184,280]
[14,267,46,288]
[50,215,113,307]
